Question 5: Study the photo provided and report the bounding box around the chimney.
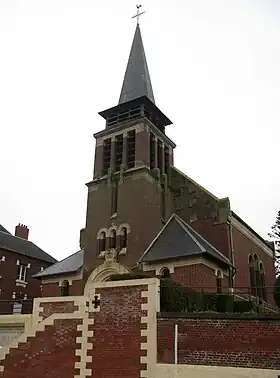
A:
[15,224,29,240]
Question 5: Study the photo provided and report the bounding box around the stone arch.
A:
[108,225,118,235]
[117,223,131,235]
[83,262,131,297]
[97,228,109,239]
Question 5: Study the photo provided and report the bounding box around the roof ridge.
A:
[139,214,176,262]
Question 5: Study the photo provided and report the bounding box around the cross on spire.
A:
[132,4,145,25]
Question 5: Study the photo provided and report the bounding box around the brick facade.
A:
[172,264,228,291]
[0,249,51,302]
[158,314,280,369]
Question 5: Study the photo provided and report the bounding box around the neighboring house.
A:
[35,23,276,306]
[0,223,57,313]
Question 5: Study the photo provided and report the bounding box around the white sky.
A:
[0,0,279,260]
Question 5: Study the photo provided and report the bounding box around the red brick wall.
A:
[41,279,85,298]
[0,318,81,378]
[232,226,276,303]
[88,284,148,378]
[158,315,280,369]
[172,264,228,292]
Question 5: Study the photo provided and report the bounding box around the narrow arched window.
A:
[249,255,256,296]
[254,254,261,297]
[260,263,266,301]
[161,268,170,279]
[110,229,117,249]
[99,231,106,254]
[61,280,70,297]
[120,227,128,249]
[216,270,222,294]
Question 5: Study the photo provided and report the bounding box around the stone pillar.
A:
[93,138,104,178]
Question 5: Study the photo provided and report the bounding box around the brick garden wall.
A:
[0,278,159,378]
[158,314,280,369]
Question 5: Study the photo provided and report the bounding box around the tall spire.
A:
[118,23,155,105]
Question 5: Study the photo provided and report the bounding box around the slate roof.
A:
[0,225,11,234]
[34,249,83,278]
[140,214,231,266]
[119,24,155,105]
[0,225,57,264]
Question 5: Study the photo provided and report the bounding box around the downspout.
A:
[227,216,236,289]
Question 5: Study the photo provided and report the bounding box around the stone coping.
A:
[158,312,280,321]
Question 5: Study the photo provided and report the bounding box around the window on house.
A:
[254,254,261,297]
[120,227,128,249]
[61,280,70,296]
[111,181,118,215]
[216,270,222,294]
[13,301,23,314]
[249,255,256,296]
[161,268,170,278]
[17,265,27,282]
[98,232,106,254]
[260,263,266,301]
[110,230,117,249]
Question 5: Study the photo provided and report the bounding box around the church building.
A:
[35,21,276,306]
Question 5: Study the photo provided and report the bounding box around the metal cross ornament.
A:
[92,295,101,309]
[132,4,145,25]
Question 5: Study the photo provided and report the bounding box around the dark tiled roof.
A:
[34,249,83,278]
[0,225,11,234]
[119,24,155,105]
[140,214,231,266]
[0,228,57,264]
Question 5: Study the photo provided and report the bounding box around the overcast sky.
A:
[0,0,279,260]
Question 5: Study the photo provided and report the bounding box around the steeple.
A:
[119,24,155,105]
[98,8,172,133]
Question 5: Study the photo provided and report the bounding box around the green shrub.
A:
[274,276,280,308]
[160,278,203,312]
[233,300,254,313]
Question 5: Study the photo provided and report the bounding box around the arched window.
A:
[249,255,256,296]
[260,263,266,301]
[110,229,117,249]
[216,270,222,294]
[99,231,106,254]
[120,227,128,249]
[61,280,70,297]
[254,254,261,297]
[161,268,170,279]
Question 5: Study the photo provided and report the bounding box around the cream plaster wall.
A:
[156,364,280,378]
[0,314,32,348]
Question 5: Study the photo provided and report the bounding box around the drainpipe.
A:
[174,324,178,364]
[227,217,236,289]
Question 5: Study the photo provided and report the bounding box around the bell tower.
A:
[83,15,176,277]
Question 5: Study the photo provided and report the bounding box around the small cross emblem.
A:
[92,295,101,309]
